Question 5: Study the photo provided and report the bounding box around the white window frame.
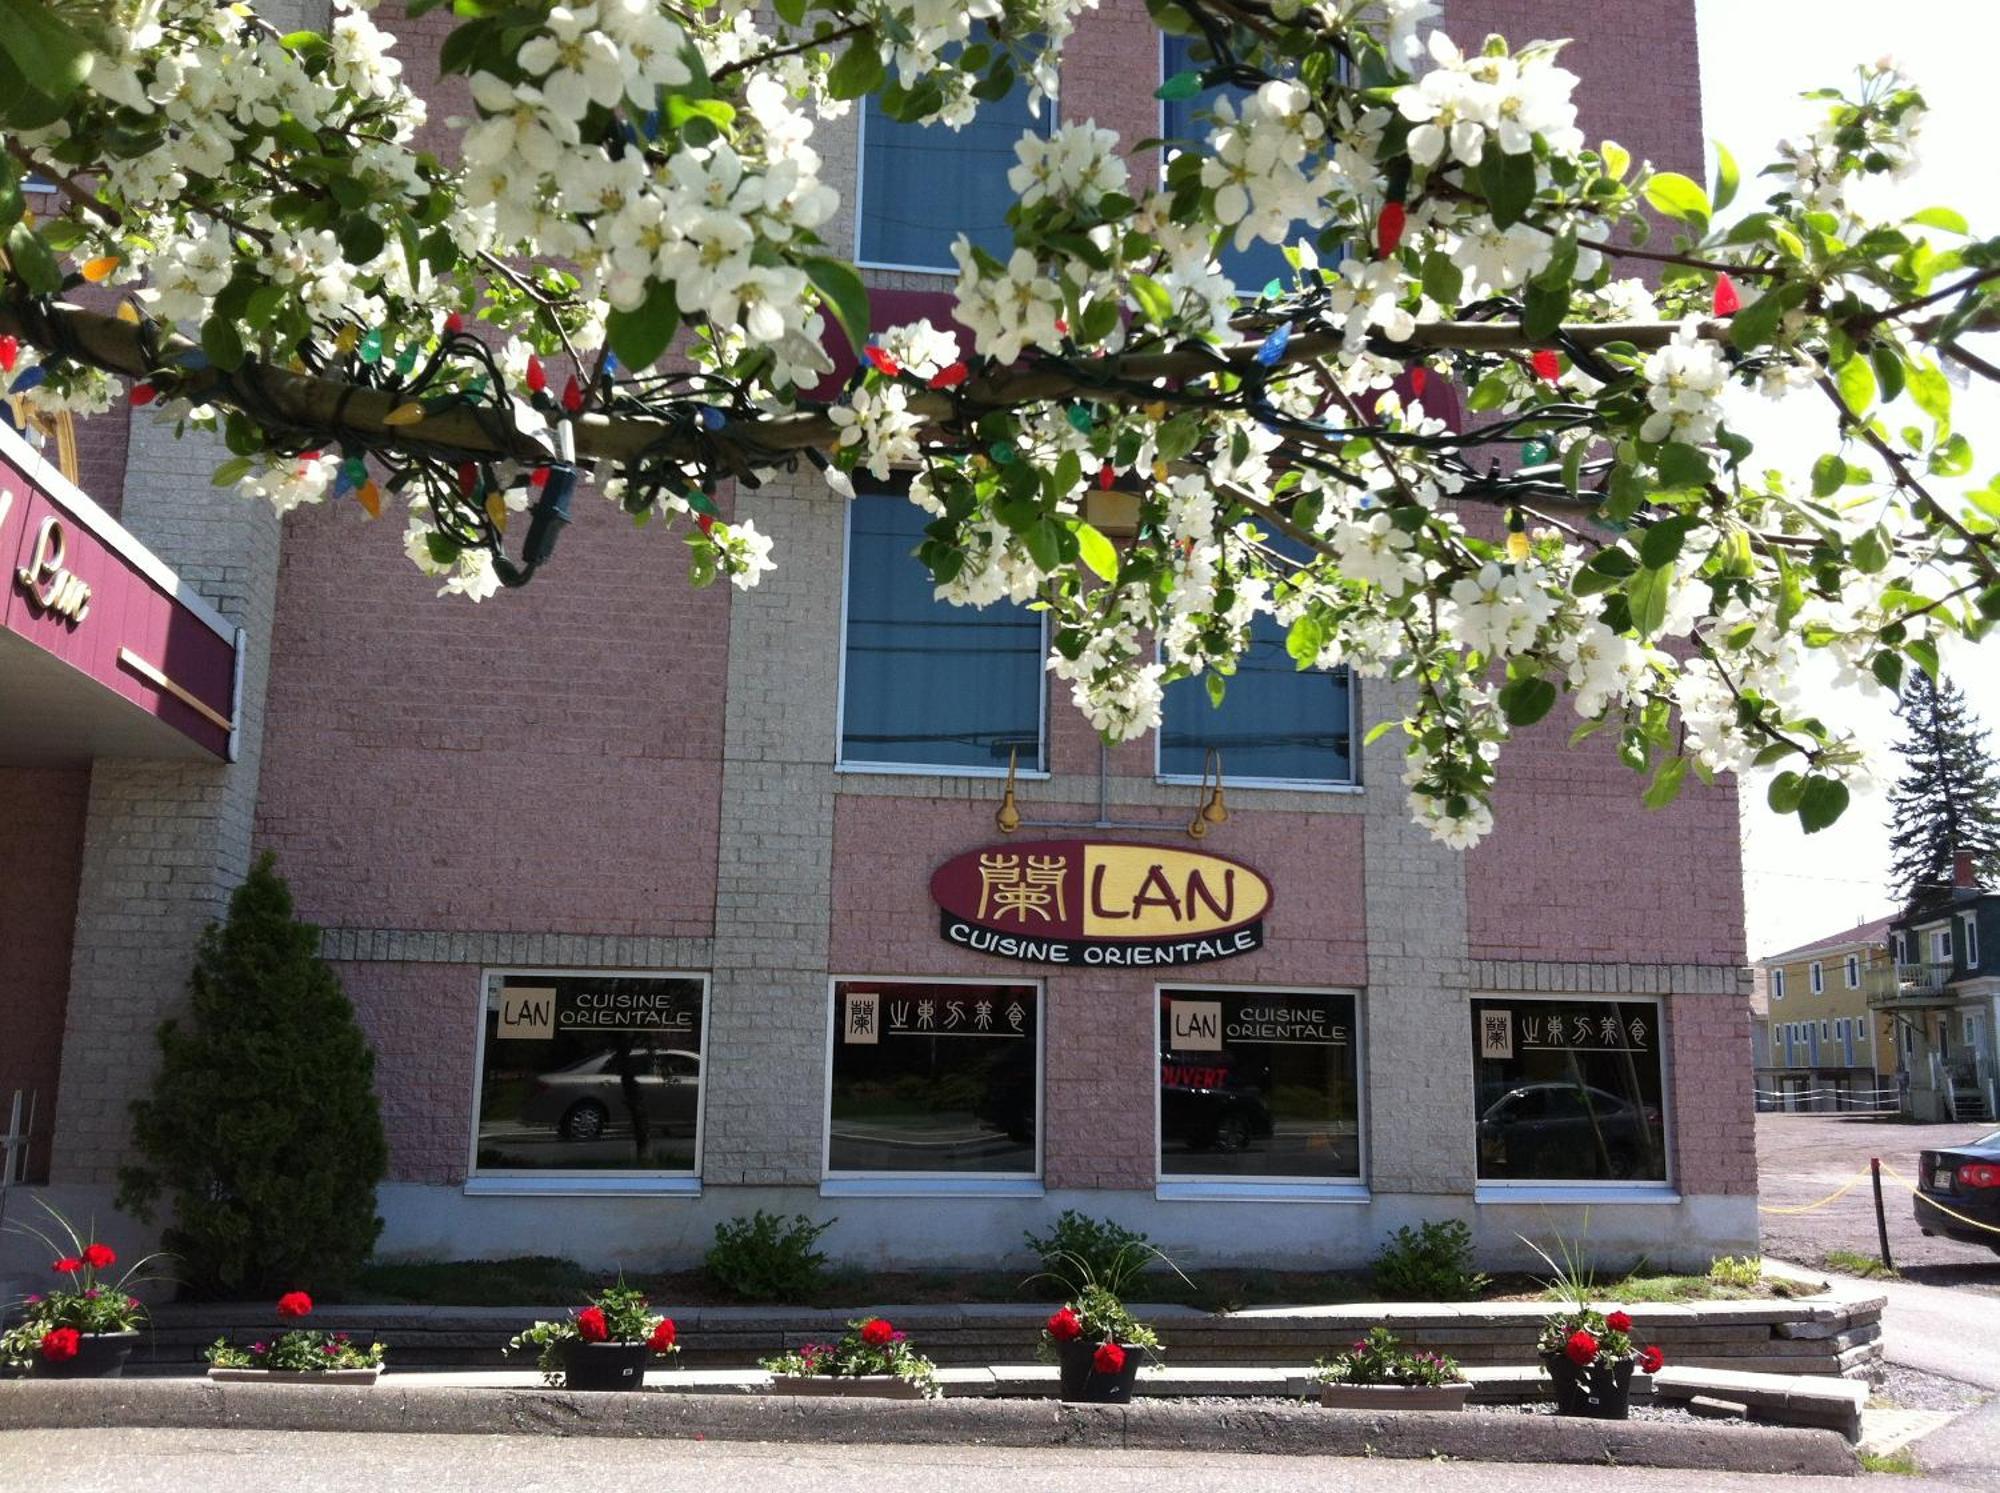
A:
[464,966,710,1196]
[1893,931,1909,964]
[1154,982,1368,1201]
[1929,924,1953,964]
[1470,991,1678,1205]
[834,490,1051,778]
[1810,961,1824,994]
[1963,913,1981,970]
[821,974,1045,1195]
[1845,954,1860,989]
[1770,969,1786,1000]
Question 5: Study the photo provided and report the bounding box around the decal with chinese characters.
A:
[929,839,1271,967]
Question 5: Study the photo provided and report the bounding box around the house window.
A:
[1963,914,1981,970]
[1159,988,1361,1181]
[1471,998,1667,1184]
[840,490,1045,772]
[1159,33,1298,291]
[1933,927,1954,965]
[1771,969,1786,1000]
[473,971,706,1178]
[1845,954,1860,989]
[828,979,1040,1177]
[857,28,1049,272]
[1810,961,1824,994]
[1842,1019,1856,1065]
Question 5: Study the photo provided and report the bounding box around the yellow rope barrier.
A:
[1755,1169,1873,1215]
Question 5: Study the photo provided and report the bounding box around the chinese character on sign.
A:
[917,999,936,1029]
[1480,1010,1513,1060]
[973,1000,993,1030]
[844,991,880,1045]
[1599,1015,1622,1047]
[975,852,1068,924]
[1522,1016,1543,1047]
[1627,1016,1649,1048]
[1570,1016,1592,1047]
[1006,1001,1026,1031]
[945,1000,966,1030]
[888,1001,910,1031]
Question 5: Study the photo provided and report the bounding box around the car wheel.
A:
[559,1100,609,1142]
[1212,1111,1253,1153]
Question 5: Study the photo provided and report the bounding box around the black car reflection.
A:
[1478,1082,1662,1179]
[1160,1058,1275,1153]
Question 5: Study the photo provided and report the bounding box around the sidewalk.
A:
[1768,1257,2000,1390]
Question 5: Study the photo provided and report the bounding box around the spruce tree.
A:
[118,854,387,1298]
[1886,672,2000,908]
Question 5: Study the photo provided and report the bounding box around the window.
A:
[473,971,706,1178]
[1810,961,1824,994]
[840,490,1045,772]
[1963,914,1981,970]
[1845,954,1860,989]
[1770,969,1786,1000]
[1820,1019,1831,1040]
[1932,927,1954,964]
[1842,1019,1856,1065]
[828,979,1039,1176]
[857,28,1048,271]
[1159,33,1297,292]
[1159,988,1360,1181]
[1472,998,1667,1184]
[1809,1023,1821,1065]
[1893,931,1909,965]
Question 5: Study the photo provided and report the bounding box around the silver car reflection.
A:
[518,1047,701,1141]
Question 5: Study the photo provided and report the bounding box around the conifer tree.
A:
[118,854,387,1298]
[1887,673,2000,908]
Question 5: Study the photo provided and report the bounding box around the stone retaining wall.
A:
[125,1287,1884,1378]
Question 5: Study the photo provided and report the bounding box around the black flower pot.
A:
[559,1340,649,1392]
[1057,1338,1142,1404]
[32,1330,139,1380]
[1542,1351,1633,1419]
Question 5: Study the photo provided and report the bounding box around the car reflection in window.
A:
[516,1044,701,1162]
[1477,1082,1662,1180]
[1159,1055,1276,1156]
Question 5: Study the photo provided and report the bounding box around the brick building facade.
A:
[0,0,1755,1274]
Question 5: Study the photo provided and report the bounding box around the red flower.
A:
[649,1318,677,1352]
[859,1318,894,1348]
[864,346,902,378]
[1712,274,1741,318]
[275,1292,313,1320]
[1377,200,1407,258]
[1046,1307,1083,1343]
[1093,1342,1126,1374]
[1530,348,1562,383]
[1564,1329,1599,1366]
[928,362,969,389]
[1639,1344,1665,1374]
[52,1257,82,1275]
[82,1243,116,1270]
[1605,1310,1632,1332]
[40,1328,81,1362]
[576,1306,609,1342]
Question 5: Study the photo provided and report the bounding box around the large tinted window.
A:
[475,972,705,1175]
[841,491,1044,771]
[1160,33,1296,292]
[1472,998,1667,1183]
[1158,988,1360,1180]
[1160,614,1353,784]
[859,32,1046,270]
[830,979,1039,1175]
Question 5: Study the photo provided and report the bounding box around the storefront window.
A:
[1157,988,1360,1180]
[1471,998,1667,1184]
[474,972,705,1175]
[829,979,1040,1176]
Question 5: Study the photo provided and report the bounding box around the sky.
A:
[1692,1,2000,958]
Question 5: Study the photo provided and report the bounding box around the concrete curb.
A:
[0,1379,1860,1475]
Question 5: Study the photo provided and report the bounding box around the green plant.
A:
[205,1292,384,1372]
[504,1282,679,1385]
[1523,1232,1663,1377]
[0,1202,172,1371]
[760,1316,940,1398]
[116,854,387,1298]
[704,1210,833,1302]
[1032,1243,1191,1364]
[1371,1220,1489,1301]
[1312,1326,1465,1388]
[1859,1447,1920,1475]
[1023,1211,1155,1298]
[1707,1254,1763,1290]
[1824,1248,1899,1280]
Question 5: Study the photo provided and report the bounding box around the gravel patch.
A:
[1873,1361,1991,1413]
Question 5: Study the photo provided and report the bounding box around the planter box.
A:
[768,1374,928,1400]
[32,1331,138,1380]
[1320,1382,1472,1412]
[207,1366,383,1386]
[1056,1339,1143,1404]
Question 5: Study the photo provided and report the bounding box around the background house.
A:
[1753,918,1897,1112]
[1877,853,2000,1121]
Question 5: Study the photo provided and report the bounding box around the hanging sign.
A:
[930,839,1271,967]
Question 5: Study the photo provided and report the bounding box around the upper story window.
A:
[1810,961,1824,995]
[1159,33,1299,292]
[1770,968,1786,1000]
[858,31,1049,272]
[1845,954,1860,988]
[1932,926,1954,965]
[840,489,1045,774]
[1159,620,1355,786]
[1963,913,1982,970]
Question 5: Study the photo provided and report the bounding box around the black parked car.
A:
[1159,1057,1275,1153]
[1478,1082,1663,1180]
[1915,1129,2000,1253]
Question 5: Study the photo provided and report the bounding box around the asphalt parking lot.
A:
[1757,1111,2000,1291]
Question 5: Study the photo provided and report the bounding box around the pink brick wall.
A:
[331,961,478,1184]
[0,766,89,1181]
[1670,990,1757,1194]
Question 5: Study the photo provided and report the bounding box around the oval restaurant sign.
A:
[930,840,1271,967]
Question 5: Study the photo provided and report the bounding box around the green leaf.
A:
[773,0,807,23]
[606,279,680,370]
[210,456,253,488]
[826,39,884,100]
[1767,771,1806,815]
[1286,613,1325,668]
[1870,343,1905,406]
[1363,718,1400,747]
[1420,249,1463,308]
[1478,149,1538,229]
[1128,272,1173,325]
[802,256,870,358]
[1908,206,1969,235]
[1627,564,1672,638]
[1498,675,1558,727]
[1643,755,1690,810]
[1022,517,1062,573]
[1156,70,1202,102]
[1871,651,1905,691]
[1928,432,1973,477]
[4,221,60,294]
[1072,520,1118,583]
[1908,362,1952,428]
[1835,353,1877,417]
[1523,279,1569,339]
[1656,442,1712,488]
[201,316,245,373]
[1811,453,1846,497]
[665,95,737,129]
[0,0,94,107]
[1797,775,1850,834]
[1639,514,1699,570]
[1600,140,1631,181]
[1643,171,1711,227]
[1851,527,1890,575]
[1712,140,1740,213]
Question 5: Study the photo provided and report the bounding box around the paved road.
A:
[1756,1112,1999,1291]
[0,1431,1960,1493]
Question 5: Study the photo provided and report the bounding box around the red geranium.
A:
[82,1243,116,1270]
[52,1257,81,1275]
[1639,1344,1665,1374]
[859,1318,894,1348]
[1563,1329,1599,1366]
[576,1306,609,1342]
[1605,1310,1632,1332]
[1092,1342,1126,1374]
[649,1318,677,1352]
[1046,1307,1083,1343]
[275,1292,314,1320]
[40,1327,81,1362]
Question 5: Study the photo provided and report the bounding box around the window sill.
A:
[1155,775,1361,795]
[1156,1180,1369,1203]
[835,762,1048,781]
[463,1175,701,1198]
[820,1177,1045,1199]
[1474,1184,1681,1206]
